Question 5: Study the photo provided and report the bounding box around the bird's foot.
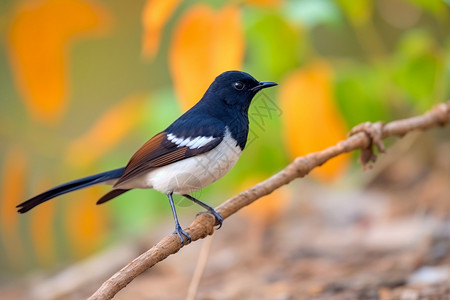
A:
[173,225,191,244]
[181,194,223,229]
[197,208,223,229]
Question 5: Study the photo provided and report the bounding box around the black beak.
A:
[251,81,278,92]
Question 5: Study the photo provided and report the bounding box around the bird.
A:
[16,71,277,243]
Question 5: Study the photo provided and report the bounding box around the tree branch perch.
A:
[89,101,450,300]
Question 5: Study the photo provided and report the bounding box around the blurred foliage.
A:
[0,0,449,276]
[280,62,350,181]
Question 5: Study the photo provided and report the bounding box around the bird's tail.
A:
[17,167,125,213]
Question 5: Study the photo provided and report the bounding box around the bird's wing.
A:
[114,131,222,187]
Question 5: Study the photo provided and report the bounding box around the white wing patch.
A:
[167,133,215,149]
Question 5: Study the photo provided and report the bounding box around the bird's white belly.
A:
[124,134,242,194]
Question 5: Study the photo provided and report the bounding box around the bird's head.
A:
[204,71,277,111]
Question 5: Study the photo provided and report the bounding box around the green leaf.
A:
[244,11,304,79]
[392,30,444,111]
[335,65,390,126]
[393,54,441,110]
[337,0,372,26]
[406,0,447,19]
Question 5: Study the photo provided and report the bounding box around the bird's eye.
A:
[234,81,244,91]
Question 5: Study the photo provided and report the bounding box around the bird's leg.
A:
[182,194,223,229]
[167,192,191,243]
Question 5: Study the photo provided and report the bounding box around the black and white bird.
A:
[16,71,277,243]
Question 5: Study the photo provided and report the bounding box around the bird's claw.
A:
[173,225,191,244]
[197,209,223,229]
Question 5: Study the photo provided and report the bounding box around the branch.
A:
[89,101,450,300]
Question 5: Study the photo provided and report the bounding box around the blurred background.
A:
[1,0,450,298]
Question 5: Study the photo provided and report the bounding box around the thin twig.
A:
[89,101,450,300]
[186,235,214,300]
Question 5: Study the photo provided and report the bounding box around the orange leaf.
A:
[239,177,290,251]
[279,62,350,181]
[239,178,290,226]
[169,4,244,110]
[29,177,56,267]
[0,147,27,269]
[141,0,182,59]
[64,186,108,258]
[244,0,282,6]
[64,94,145,169]
[7,0,111,125]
